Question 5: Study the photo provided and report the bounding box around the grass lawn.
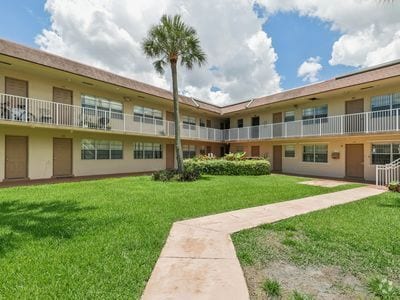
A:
[233,191,400,299]
[0,175,359,299]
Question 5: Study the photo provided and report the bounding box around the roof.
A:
[0,39,222,114]
[1,38,400,116]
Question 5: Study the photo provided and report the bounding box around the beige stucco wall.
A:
[231,134,400,181]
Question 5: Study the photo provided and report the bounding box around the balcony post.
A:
[25,97,28,122]
[397,109,399,131]
[319,120,322,136]
[56,103,59,125]
[248,127,250,140]
[123,114,126,132]
[366,112,369,133]
[284,122,287,137]
[213,129,216,141]
[140,117,143,133]
[341,115,343,135]
[154,118,156,136]
[301,121,303,137]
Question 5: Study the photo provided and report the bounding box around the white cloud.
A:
[256,0,400,68]
[297,56,322,83]
[36,0,281,105]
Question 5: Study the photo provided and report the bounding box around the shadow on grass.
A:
[0,200,96,256]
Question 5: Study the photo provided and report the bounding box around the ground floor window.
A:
[302,144,328,163]
[371,143,400,164]
[81,139,123,160]
[284,145,296,158]
[183,145,196,159]
[134,142,163,159]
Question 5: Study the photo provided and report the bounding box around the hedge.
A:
[183,159,271,176]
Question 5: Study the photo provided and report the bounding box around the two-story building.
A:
[1,39,400,183]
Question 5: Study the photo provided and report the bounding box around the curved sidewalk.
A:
[141,186,384,300]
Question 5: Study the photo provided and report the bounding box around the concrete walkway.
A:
[141,186,385,300]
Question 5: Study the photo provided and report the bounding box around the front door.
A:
[251,146,260,157]
[166,144,175,169]
[345,99,364,133]
[53,138,73,177]
[273,145,282,172]
[53,87,73,126]
[273,112,283,137]
[251,116,260,139]
[5,136,28,179]
[346,144,364,179]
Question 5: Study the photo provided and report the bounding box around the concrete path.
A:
[141,186,384,300]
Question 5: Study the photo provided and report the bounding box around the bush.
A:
[368,277,399,300]
[224,152,246,161]
[183,158,270,176]
[262,278,281,297]
[152,167,201,182]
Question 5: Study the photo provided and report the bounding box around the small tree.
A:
[142,15,206,173]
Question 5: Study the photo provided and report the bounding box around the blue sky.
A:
[0,0,374,101]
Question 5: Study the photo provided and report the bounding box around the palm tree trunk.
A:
[171,61,184,173]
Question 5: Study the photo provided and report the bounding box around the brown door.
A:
[166,144,175,169]
[273,145,282,172]
[251,146,260,157]
[53,138,73,177]
[166,111,174,121]
[5,136,28,179]
[53,87,73,126]
[345,99,364,133]
[346,144,364,179]
[5,77,28,97]
[273,112,283,137]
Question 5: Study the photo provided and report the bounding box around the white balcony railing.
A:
[0,93,224,142]
[2,93,400,143]
[225,109,400,141]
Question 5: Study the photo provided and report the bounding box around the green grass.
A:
[262,278,281,297]
[0,175,358,299]
[233,191,400,288]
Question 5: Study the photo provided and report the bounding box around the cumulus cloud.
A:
[257,0,400,68]
[36,0,281,105]
[297,56,322,83]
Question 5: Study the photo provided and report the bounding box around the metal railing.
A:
[0,93,224,142]
[376,158,400,186]
[225,108,400,141]
[2,93,400,144]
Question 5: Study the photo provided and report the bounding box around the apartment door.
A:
[166,144,175,169]
[251,146,260,157]
[5,136,28,179]
[345,99,364,133]
[273,112,283,138]
[53,87,73,126]
[273,145,282,172]
[53,138,73,177]
[251,116,260,139]
[345,144,364,179]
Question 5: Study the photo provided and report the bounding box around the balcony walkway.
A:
[141,184,384,300]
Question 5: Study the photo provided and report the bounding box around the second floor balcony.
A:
[0,93,224,142]
[225,109,400,141]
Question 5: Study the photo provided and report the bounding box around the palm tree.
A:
[142,14,206,173]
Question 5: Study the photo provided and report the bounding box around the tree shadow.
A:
[0,200,96,256]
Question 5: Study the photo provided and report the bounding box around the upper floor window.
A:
[81,95,123,119]
[302,105,327,124]
[237,119,244,128]
[199,119,206,127]
[133,106,163,124]
[81,139,123,160]
[284,111,295,122]
[371,93,400,112]
[183,116,196,129]
[371,143,400,165]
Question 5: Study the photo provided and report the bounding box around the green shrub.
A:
[152,167,201,182]
[152,169,177,181]
[178,165,201,182]
[224,152,246,161]
[262,278,281,297]
[291,290,315,300]
[183,159,270,176]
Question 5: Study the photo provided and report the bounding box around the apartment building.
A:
[1,39,400,182]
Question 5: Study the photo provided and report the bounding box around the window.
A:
[284,145,295,158]
[81,139,123,160]
[303,144,328,163]
[81,95,123,119]
[133,106,163,123]
[284,111,295,122]
[371,143,400,164]
[183,116,196,129]
[237,119,244,128]
[81,139,95,160]
[134,142,163,159]
[371,93,400,112]
[183,145,196,159]
[302,105,328,124]
[199,119,206,127]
